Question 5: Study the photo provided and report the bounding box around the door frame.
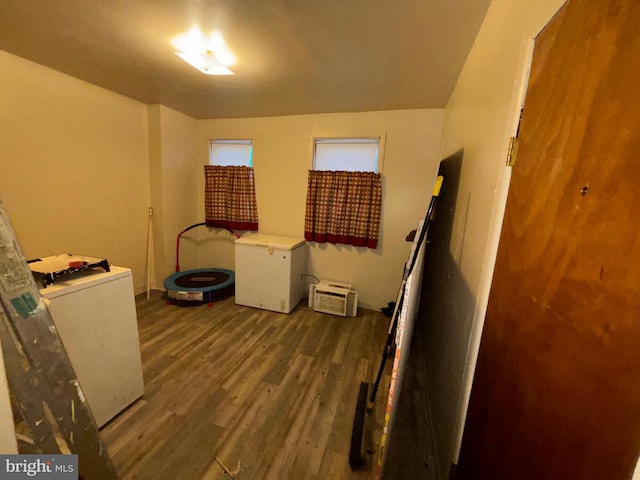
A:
[450,0,567,468]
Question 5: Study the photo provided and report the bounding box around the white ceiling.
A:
[0,0,491,119]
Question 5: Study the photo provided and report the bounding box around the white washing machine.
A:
[234,234,307,313]
[40,266,144,427]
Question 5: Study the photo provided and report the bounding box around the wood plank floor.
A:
[101,292,391,480]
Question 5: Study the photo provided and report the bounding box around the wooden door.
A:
[457,1,640,479]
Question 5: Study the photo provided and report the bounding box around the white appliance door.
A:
[235,244,292,312]
[43,270,143,427]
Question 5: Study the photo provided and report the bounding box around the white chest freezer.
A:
[234,233,307,313]
[40,266,144,427]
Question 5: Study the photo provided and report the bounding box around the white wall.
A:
[0,50,151,293]
[147,105,200,288]
[420,1,566,478]
[197,110,444,309]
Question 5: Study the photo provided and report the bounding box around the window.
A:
[209,139,253,167]
[205,138,258,231]
[313,138,380,172]
[305,137,383,249]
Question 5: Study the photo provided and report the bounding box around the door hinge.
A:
[506,136,519,167]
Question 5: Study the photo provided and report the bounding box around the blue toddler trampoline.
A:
[164,223,237,306]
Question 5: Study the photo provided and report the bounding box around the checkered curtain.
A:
[304,170,382,248]
[204,166,258,231]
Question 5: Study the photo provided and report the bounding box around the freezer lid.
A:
[234,233,306,250]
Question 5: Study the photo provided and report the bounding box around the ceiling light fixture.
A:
[172,27,236,75]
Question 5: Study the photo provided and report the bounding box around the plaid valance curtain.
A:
[204,165,258,231]
[304,170,382,249]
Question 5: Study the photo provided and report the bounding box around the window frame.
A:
[209,138,254,167]
[311,136,384,173]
